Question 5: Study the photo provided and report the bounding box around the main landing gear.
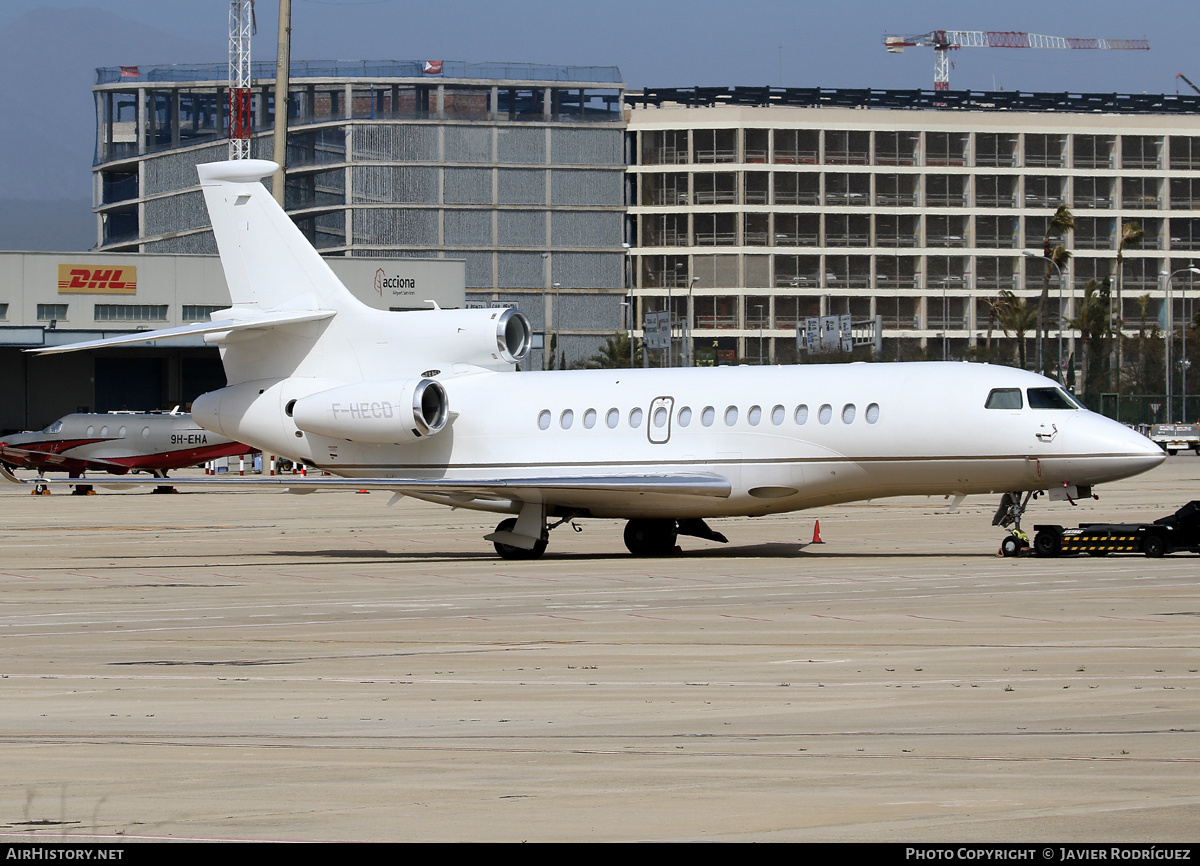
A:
[622,518,729,557]
[487,505,730,560]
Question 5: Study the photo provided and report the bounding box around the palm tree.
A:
[1113,220,1144,391]
[1037,206,1075,376]
[1068,279,1110,403]
[584,332,642,369]
[994,290,1038,369]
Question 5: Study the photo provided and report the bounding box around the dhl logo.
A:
[57,265,137,294]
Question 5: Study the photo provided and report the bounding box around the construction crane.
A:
[228,0,255,159]
[883,30,1150,91]
[1177,73,1200,95]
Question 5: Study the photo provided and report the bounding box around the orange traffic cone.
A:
[811,520,824,544]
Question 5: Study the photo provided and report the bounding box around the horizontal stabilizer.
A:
[28,310,335,355]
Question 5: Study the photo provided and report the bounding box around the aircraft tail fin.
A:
[197,160,360,314]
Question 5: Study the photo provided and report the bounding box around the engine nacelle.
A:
[291,378,449,444]
[394,306,532,370]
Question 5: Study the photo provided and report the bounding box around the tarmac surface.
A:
[0,458,1198,842]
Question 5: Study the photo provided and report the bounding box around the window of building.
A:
[1170,136,1200,170]
[824,130,870,165]
[1121,135,1161,170]
[37,304,68,321]
[692,129,737,164]
[94,305,168,322]
[1023,134,1066,168]
[1074,176,1114,209]
[975,134,1018,167]
[1074,135,1114,169]
[773,173,819,205]
[774,130,819,164]
[874,131,919,166]
[975,175,1017,207]
[1124,177,1162,209]
[1024,176,1066,208]
[182,305,224,322]
[925,132,969,166]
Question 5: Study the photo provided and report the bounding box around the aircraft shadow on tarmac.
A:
[278,541,1002,562]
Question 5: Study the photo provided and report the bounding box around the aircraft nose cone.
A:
[1084,415,1166,482]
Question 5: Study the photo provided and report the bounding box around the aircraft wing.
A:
[29,309,336,355]
[0,445,131,474]
[0,465,731,500]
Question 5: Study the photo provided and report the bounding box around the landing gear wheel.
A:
[1034,530,1061,557]
[623,518,678,557]
[1000,535,1023,558]
[492,517,548,560]
[1143,535,1166,558]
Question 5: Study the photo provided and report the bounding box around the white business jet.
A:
[26,159,1164,558]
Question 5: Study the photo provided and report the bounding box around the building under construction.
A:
[624,87,1200,404]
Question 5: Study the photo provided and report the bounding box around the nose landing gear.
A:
[994,490,1035,557]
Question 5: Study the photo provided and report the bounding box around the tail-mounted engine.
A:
[291,378,449,444]
[397,307,532,370]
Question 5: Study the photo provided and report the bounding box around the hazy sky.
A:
[2,0,1193,94]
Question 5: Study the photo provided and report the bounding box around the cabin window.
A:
[866,403,880,423]
[724,406,739,426]
[771,405,785,425]
[818,404,832,425]
[99,426,109,436]
[985,388,1022,409]
[606,408,619,428]
[538,410,551,430]
[630,407,644,428]
[794,404,809,425]
[118,426,127,437]
[141,427,150,438]
[583,408,597,429]
[841,404,855,424]
[748,405,762,426]
[678,406,692,427]
[86,426,95,436]
[653,406,669,428]
[702,406,716,426]
[560,409,574,429]
[1027,387,1081,409]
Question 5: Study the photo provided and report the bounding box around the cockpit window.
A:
[1027,387,1081,410]
[985,388,1022,410]
[42,420,63,434]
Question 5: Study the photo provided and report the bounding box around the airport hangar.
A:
[0,251,464,434]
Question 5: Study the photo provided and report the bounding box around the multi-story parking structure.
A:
[625,87,1200,374]
[91,61,627,367]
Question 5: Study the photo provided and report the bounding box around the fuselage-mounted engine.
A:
[291,377,449,444]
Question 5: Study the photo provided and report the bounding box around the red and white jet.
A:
[0,410,252,492]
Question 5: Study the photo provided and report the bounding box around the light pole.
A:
[1023,251,1065,384]
[755,304,764,364]
[1164,265,1200,422]
[540,251,549,370]
[686,275,699,367]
